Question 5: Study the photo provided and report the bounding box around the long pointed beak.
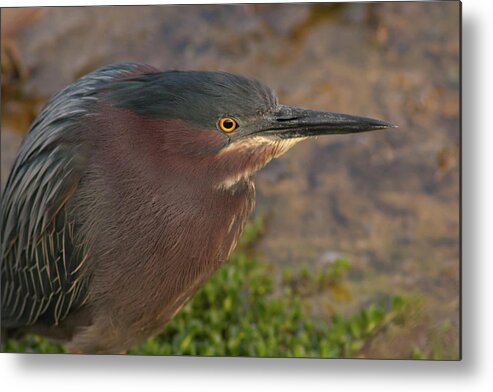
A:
[258,105,397,139]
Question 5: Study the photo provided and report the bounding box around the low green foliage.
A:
[3,334,68,354]
[2,219,409,357]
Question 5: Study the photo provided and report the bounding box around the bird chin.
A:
[269,136,307,158]
[220,135,305,158]
[214,136,306,191]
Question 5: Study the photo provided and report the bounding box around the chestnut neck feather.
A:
[72,106,261,351]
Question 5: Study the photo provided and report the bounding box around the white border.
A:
[2,0,492,391]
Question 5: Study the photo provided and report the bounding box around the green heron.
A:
[1,63,395,354]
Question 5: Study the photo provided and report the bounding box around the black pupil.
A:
[224,119,234,129]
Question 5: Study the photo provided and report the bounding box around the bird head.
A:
[100,70,396,190]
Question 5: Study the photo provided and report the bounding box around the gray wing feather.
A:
[1,63,148,328]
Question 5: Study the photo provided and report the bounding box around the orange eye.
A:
[218,117,238,133]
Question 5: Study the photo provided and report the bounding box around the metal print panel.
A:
[0,1,460,359]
